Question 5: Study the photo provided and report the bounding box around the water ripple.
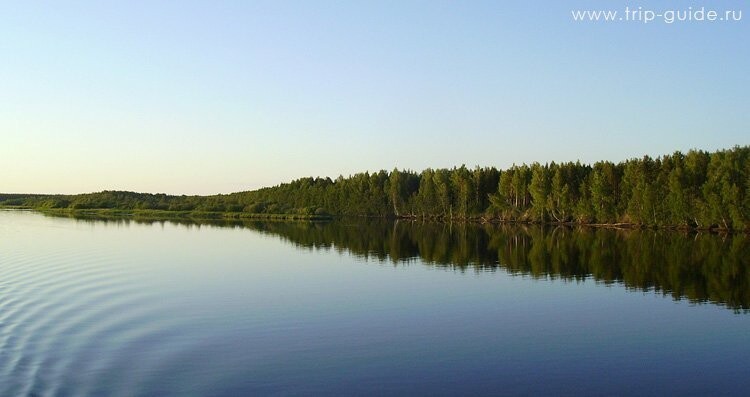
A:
[0,232,177,396]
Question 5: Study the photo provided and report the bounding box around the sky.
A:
[1,0,748,195]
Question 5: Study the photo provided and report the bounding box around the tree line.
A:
[2,145,749,230]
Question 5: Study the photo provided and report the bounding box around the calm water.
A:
[1,210,749,396]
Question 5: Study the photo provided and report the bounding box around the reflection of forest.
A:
[242,220,750,311]
[62,214,750,311]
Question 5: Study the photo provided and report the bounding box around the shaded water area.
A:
[2,210,750,396]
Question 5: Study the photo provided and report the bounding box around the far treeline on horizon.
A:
[2,145,749,231]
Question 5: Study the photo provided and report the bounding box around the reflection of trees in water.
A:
[242,220,750,311]
[61,213,750,311]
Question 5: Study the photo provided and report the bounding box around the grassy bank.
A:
[29,208,333,221]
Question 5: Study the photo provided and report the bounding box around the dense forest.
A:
[2,146,749,231]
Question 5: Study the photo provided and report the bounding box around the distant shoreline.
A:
[2,146,748,232]
[0,207,332,222]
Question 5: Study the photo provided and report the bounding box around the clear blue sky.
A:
[1,1,747,195]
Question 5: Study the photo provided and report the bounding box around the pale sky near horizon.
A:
[1,1,748,195]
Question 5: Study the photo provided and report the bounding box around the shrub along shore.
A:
[4,208,333,221]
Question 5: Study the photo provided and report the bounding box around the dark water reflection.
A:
[54,214,750,311]
[241,220,750,312]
